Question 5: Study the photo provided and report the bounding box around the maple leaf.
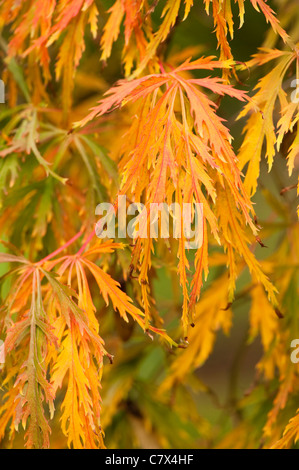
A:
[0,236,175,448]
[273,406,299,449]
[0,257,57,448]
[160,270,234,392]
[78,56,278,336]
[2,0,99,123]
[0,107,67,184]
[126,0,290,78]
[237,47,297,196]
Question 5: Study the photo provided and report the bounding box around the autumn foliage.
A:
[0,0,298,449]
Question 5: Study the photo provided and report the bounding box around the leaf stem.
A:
[37,230,83,265]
